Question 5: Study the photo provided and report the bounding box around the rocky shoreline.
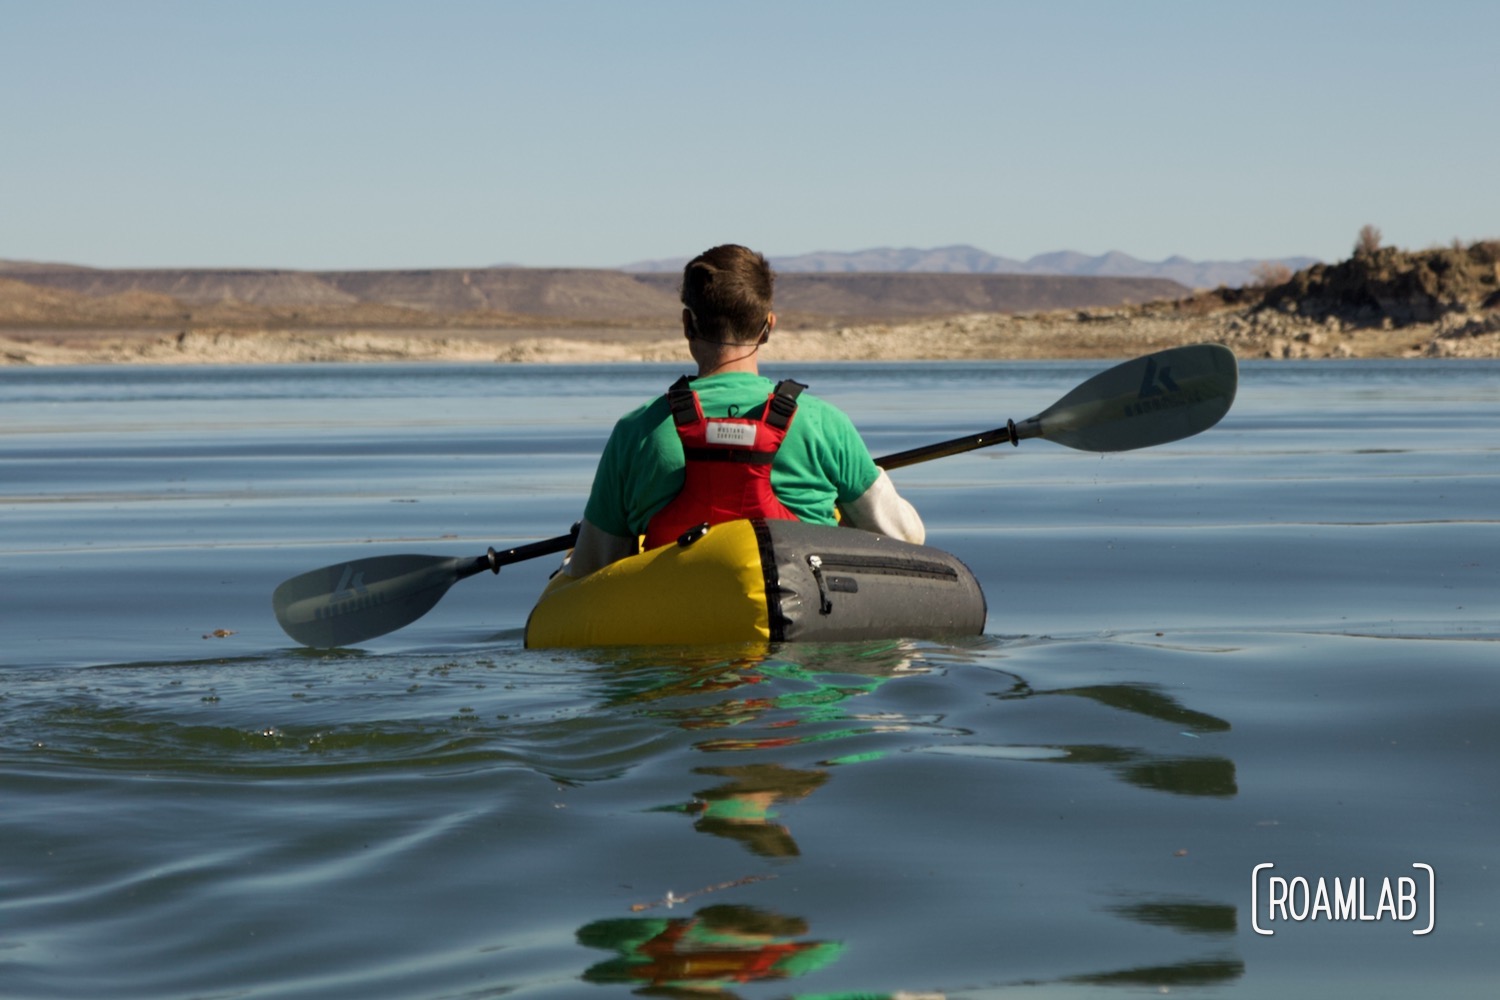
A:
[3,241,1496,365]
[3,301,1496,366]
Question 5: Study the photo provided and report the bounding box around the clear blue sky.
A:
[3,0,1495,270]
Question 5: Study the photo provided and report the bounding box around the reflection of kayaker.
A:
[687,763,829,858]
[578,904,844,989]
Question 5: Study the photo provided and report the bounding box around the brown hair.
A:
[680,244,775,344]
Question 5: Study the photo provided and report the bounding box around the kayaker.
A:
[564,243,924,577]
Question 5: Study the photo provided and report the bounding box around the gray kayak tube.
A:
[756,520,987,643]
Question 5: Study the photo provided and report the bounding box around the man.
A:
[564,244,923,577]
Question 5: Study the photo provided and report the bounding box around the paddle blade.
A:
[1028,343,1238,452]
[272,554,473,648]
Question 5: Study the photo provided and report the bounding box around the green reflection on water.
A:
[578,904,844,993]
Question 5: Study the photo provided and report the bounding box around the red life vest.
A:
[642,376,806,550]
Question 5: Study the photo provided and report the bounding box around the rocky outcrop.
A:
[1257,240,1500,329]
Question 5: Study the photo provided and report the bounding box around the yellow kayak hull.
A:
[525,518,986,649]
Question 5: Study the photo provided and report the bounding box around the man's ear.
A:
[683,308,695,341]
[762,312,777,343]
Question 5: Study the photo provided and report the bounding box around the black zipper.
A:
[806,552,960,616]
[807,552,960,581]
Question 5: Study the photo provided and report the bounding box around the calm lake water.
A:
[2,358,1496,999]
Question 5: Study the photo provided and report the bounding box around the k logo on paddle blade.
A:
[1138,356,1181,398]
[332,565,368,602]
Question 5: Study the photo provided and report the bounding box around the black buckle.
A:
[677,522,711,547]
[765,379,806,430]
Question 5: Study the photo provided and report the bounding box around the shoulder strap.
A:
[666,375,701,427]
[764,379,807,431]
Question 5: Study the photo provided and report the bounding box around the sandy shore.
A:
[3,300,1498,366]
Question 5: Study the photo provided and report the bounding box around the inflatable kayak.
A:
[524,518,986,649]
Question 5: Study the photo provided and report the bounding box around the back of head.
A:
[681,244,775,344]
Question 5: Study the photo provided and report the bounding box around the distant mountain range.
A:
[624,244,1320,290]
[1,263,1186,327]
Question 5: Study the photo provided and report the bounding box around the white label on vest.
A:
[706,422,758,447]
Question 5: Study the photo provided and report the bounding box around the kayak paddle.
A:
[273,529,577,649]
[875,342,1238,468]
[273,343,1238,647]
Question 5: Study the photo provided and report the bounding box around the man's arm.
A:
[838,469,925,544]
[560,517,637,578]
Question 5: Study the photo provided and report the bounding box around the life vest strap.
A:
[666,376,805,429]
[765,380,806,430]
[682,447,775,464]
[667,375,701,427]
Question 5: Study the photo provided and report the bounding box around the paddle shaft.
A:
[439,532,583,586]
[475,531,580,576]
[876,419,1030,470]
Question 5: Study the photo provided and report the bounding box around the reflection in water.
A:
[611,644,937,861]
[1122,754,1236,797]
[1065,958,1245,988]
[1049,684,1244,987]
[1069,897,1242,988]
[1050,683,1232,733]
[1056,744,1238,798]
[595,641,929,708]
[584,650,1244,994]
[584,645,942,995]
[994,679,1231,733]
[684,661,919,755]
[684,764,829,858]
[1108,898,1237,936]
[597,643,936,758]
[598,648,768,691]
[576,894,1244,997]
[926,743,1236,797]
[578,904,843,995]
[983,680,1239,797]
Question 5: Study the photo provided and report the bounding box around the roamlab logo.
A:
[1251,863,1436,936]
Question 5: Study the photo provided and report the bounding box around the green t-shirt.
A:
[583,372,882,538]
